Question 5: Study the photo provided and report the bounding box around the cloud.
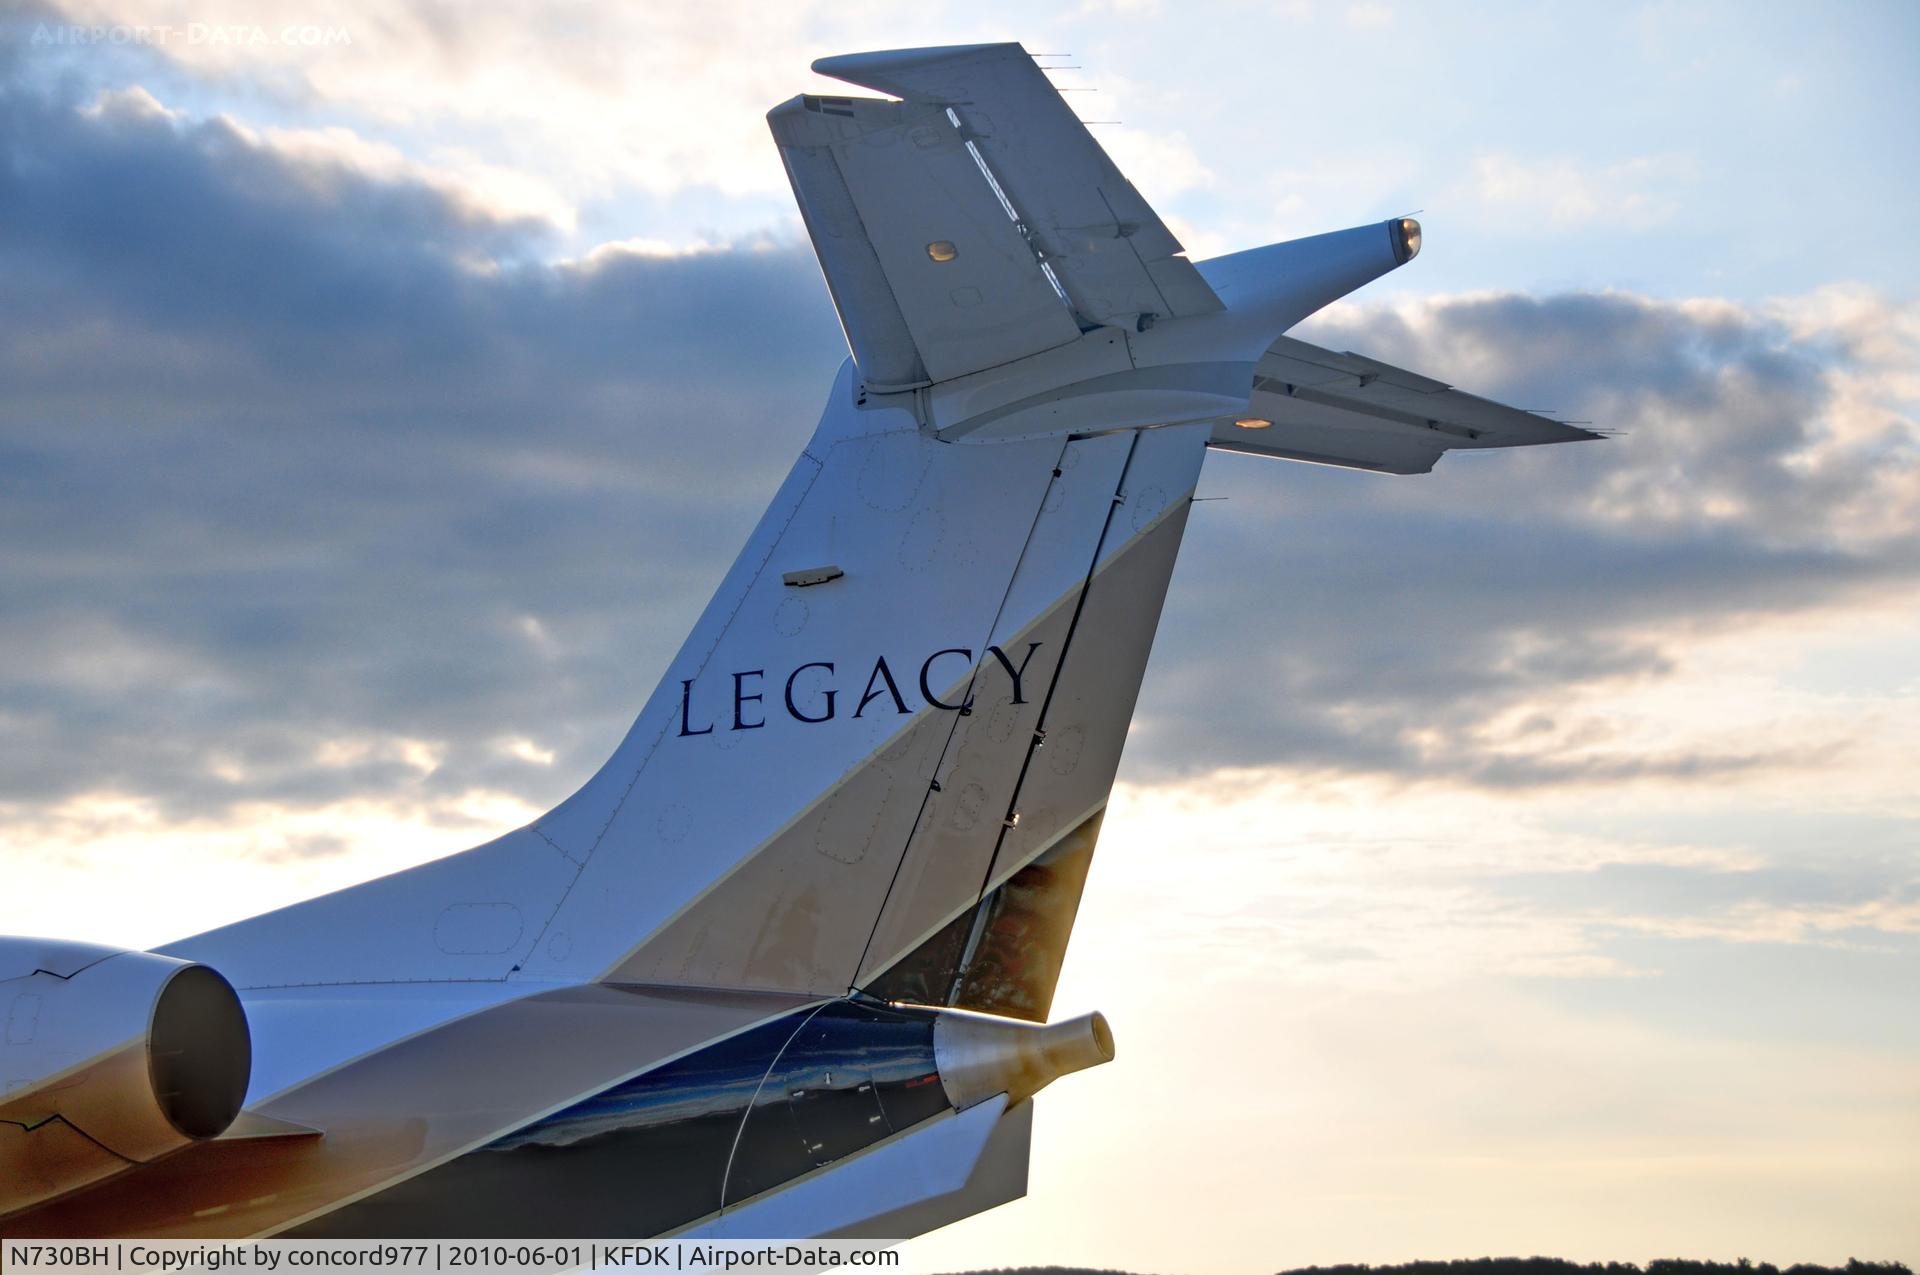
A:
[0,77,843,830]
[1089,774,1920,997]
[22,0,1077,209]
[2,72,1917,862]
[1344,2,1392,30]
[1088,124,1214,201]
[1137,286,1920,787]
[28,0,803,200]
[1458,152,1696,231]
[6,28,1917,1272]
[1493,861,1920,944]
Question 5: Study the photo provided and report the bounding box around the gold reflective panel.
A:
[863,810,1106,1023]
[926,240,958,262]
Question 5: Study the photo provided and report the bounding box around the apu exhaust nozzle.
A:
[933,1009,1115,1110]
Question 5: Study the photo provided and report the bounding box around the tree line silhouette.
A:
[941,1261,1913,1275]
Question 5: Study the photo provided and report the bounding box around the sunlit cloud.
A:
[899,773,1920,1273]
[1,787,542,948]
[1345,2,1393,30]
[496,736,557,767]
[36,0,1016,206]
[1457,153,1697,231]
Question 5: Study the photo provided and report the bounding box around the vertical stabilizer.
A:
[169,367,1208,1004]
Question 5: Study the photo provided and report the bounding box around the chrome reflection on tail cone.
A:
[933,1009,1115,1110]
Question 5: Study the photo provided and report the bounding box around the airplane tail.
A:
[158,42,1360,1005]
[171,362,1206,1014]
[171,42,1585,1019]
[14,41,1604,1245]
[593,383,1208,1013]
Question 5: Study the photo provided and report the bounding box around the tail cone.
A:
[933,1010,1115,1110]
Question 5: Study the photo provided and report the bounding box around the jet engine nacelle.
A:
[1,938,251,1214]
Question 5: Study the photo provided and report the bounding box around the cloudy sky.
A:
[3,0,1917,1269]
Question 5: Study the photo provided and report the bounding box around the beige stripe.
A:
[4,984,811,1238]
[0,1115,132,1218]
[0,1033,189,1179]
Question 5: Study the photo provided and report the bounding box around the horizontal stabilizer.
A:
[1209,335,1602,474]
